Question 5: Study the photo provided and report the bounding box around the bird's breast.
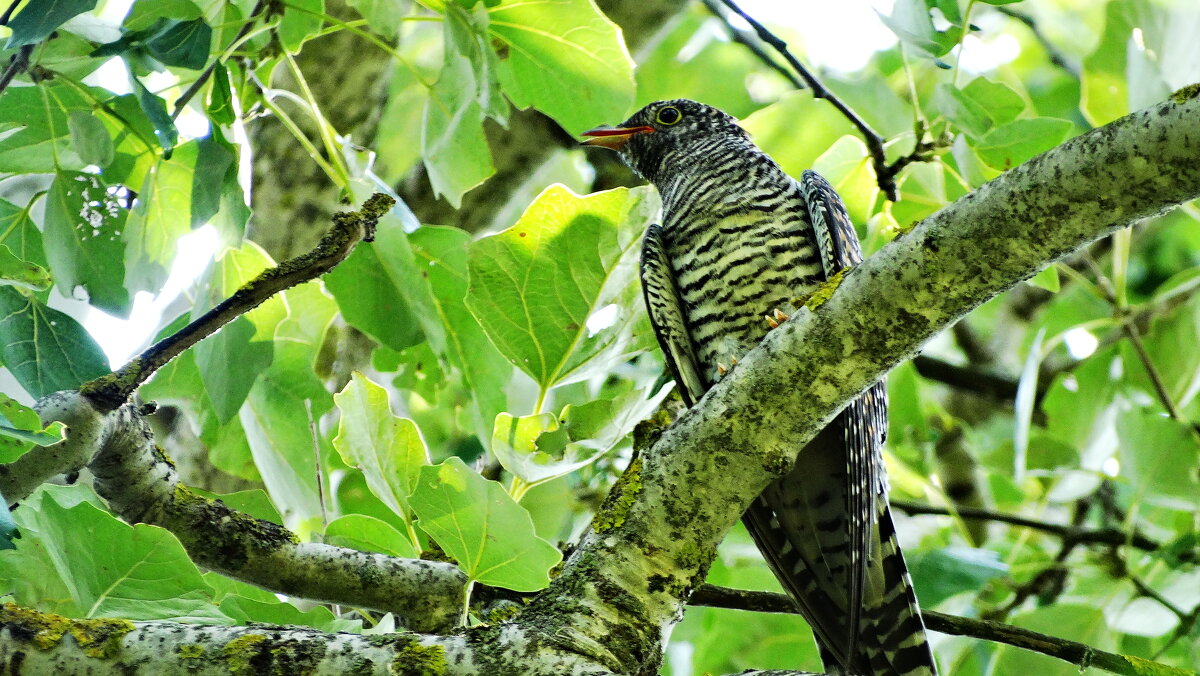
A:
[664,202,825,380]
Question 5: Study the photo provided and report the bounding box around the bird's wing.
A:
[641,223,707,405]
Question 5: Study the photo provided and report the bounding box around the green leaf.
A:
[879,0,963,57]
[1116,408,1200,509]
[935,78,1026,138]
[324,245,424,352]
[373,223,513,443]
[411,457,561,590]
[333,372,431,524]
[42,170,130,315]
[279,0,325,53]
[421,8,495,206]
[346,0,409,38]
[0,489,229,621]
[123,142,199,293]
[975,118,1073,170]
[240,282,337,522]
[993,605,1114,676]
[0,393,65,463]
[0,245,50,291]
[488,0,634,135]
[144,18,213,70]
[219,595,359,632]
[811,135,878,226]
[0,82,92,172]
[493,383,672,486]
[67,111,114,167]
[908,547,1008,607]
[465,185,655,389]
[0,198,47,274]
[6,0,97,48]
[324,514,418,558]
[123,0,202,31]
[207,63,235,125]
[131,75,178,155]
[1026,265,1060,292]
[193,243,284,422]
[0,287,109,398]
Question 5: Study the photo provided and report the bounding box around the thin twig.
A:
[0,0,22,26]
[704,0,943,201]
[170,0,266,120]
[995,7,1082,79]
[1122,322,1185,421]
[890,499,1161,551]
[690,584,1192,676]
[79,193,394,412]
[696,0,805,90]
[0,44,32,96]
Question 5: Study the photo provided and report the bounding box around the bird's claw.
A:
[764,308,790,329]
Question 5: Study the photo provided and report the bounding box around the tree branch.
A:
[890,499,1161,551]
[78,194,392,412]
[690,586,1192,676]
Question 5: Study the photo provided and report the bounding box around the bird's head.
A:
[581,99,750,185]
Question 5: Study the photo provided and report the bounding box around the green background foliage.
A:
[0,0,1196,673]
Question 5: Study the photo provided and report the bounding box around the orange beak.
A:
[580,125,655,150]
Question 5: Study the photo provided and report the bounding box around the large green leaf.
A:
[6,0,97,48]
[974,118,1074,171]
[934,77,1026,138]
[42,170,130,315]
[333,372,430,525]
[193,243,284,422]
[67,111,114,168]
[239,283,337,525]
[279,0,325,53]
[324,514,419,558]
[411,457,560,591]
[0,488,229,622]
[1116,407,1200,509]
[488,0,634,135]
[421,5,495,206]
[123,142,199,293]
[464,185,655,390]
[372,222,512,443]
[0,83,92,172]
[0,287,109,398]
[908,547,1008,608]
[324,244,423,352]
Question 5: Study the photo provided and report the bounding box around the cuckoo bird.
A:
[582,99,936,676]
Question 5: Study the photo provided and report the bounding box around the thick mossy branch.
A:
[80,194,394,412]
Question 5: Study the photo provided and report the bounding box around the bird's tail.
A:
[851,503,936,676]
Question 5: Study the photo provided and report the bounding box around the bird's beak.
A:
[580,125,655,150]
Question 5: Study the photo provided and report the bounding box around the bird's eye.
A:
[656,106,682,126]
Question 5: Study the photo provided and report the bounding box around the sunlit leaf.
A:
[333,372,430,524]
[411,457,560,590]
[465,185,656,389]
[325,514,419,558]
[0,287,109,398]
[6,0,97,48]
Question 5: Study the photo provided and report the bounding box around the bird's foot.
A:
[716,356,740,377]
[763,308,790,329]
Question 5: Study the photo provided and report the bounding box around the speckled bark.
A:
[5,93,1198,675]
